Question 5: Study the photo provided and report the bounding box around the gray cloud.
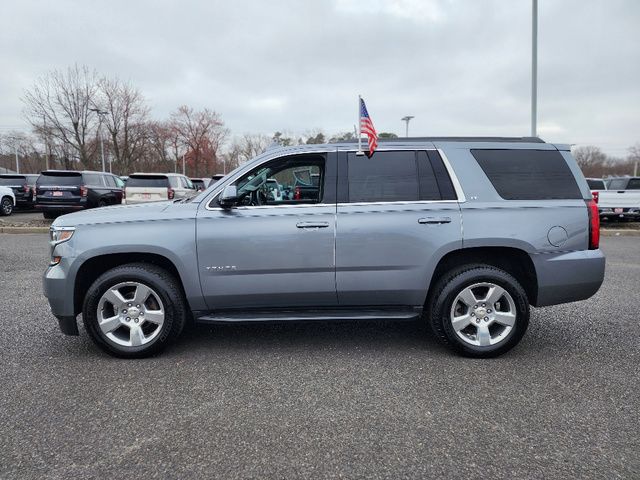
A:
[0,0,638,155]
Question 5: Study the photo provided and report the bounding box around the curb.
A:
[0,226,50,234]
[601,229,640,236]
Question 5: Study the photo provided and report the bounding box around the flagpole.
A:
[357,95,364,155]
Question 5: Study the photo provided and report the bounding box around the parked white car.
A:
[124,173,196,204]
[0,186,15,216]
[598,176,640,221]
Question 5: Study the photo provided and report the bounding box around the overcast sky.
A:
[0,0,638,156]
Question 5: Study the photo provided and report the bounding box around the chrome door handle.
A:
[296,221,330,229]
[418,217,451,225]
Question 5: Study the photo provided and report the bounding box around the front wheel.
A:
[1,196,13,216]
[82,263,186,358]
[427,265,529,358]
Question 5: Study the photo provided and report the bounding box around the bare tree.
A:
[170,106,228,176]
[222,133,271,173]
[95,77,150,173]
[573,146,607,177]
[23,64,100,168]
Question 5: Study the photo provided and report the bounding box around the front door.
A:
[196,152,338,310]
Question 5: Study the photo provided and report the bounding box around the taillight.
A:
[591,191,599,203]
[294,186,301,200]
[80,185,88,197]
[586,199,600,250]
[23,184,29,193]
[167,187,175,200]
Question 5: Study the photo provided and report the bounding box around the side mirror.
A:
[219,185,239,209]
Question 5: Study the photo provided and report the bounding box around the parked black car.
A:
[0,174,39,208]
[35,170,125,219]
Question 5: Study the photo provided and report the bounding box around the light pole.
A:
[7,136,20,173]
[90,108,108,172]
[401,116,415,138]
[531,0,538,137]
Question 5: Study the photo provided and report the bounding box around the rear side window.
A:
[607,179,626,190]
[348,151,418,202]
[471,149,582,200]
[126,176,169,188]
[84,173,103,186]
[104,175,117,187]
[37,173,82,186]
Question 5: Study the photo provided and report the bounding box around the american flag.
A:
[359,97,378,154]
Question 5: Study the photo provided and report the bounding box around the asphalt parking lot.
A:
[1,234,638,479]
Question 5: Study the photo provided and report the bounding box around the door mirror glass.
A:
[219,185,239,208]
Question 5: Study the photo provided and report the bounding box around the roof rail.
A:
[330,136,545,144]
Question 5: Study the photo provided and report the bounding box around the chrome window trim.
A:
[203,146,466,211]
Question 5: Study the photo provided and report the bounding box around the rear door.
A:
[126,175,170,203]
[0,175,28,202]
[335,149,462,307]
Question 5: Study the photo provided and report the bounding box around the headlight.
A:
[50,226,75,245]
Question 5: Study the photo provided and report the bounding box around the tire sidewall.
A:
[83,266,182,357]
[434,267,529,357]
[1,197,13,216]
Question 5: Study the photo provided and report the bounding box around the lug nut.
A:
[484,317,489,321]
[128,303,132,307]
[474,305,478,309]
[471,312,475,317]
[136,305,140,308]
[126,317,130,321]
[487,309,492,313]
[122,309,127,313]
[475,318,480,324]
[482,303,486,307]
[134,318,139,323]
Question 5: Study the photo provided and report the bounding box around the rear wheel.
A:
[82,263,186,358]
[427,265,529,358]
[0,196,13,216]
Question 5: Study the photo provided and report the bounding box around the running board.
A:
[196,308,422,324]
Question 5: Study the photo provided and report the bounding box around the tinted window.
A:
[104,175,117,187]
[126,176,169,188]
[84,173,103,186]
[587,179,605,190]
[114,177,125,188]
[348,151,419,202]
[0,175,26,186]
[608,179,627,190]
[471,149,582,200]
[626,179,640,190]
[37,173,82,186]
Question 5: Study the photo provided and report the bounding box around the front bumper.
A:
[43,255,79,335]
[532,249,605,307]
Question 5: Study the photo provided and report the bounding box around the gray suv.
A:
[43,137,605,358]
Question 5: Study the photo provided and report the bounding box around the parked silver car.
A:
[43,137,605,358]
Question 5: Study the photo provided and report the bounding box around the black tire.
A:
[82,263,187,358]
[98,199,107,208]
[427,265,529,358]
[43,212,58,220]
[0,196,13,216]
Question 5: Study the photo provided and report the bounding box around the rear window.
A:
[126,175,169,188]
[471,149,582,200]
[607,179,627,190]
[626,178,640,190]
[37,172,82,186]
[0,176,26,186]
[587,179,605,190]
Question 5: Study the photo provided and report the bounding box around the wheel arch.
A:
[426,246,538,307]
[73,252,186,317]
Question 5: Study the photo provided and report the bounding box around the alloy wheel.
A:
[450,282,517,347]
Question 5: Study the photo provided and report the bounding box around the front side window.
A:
[229,154,325,206]
[626,178,640,190]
